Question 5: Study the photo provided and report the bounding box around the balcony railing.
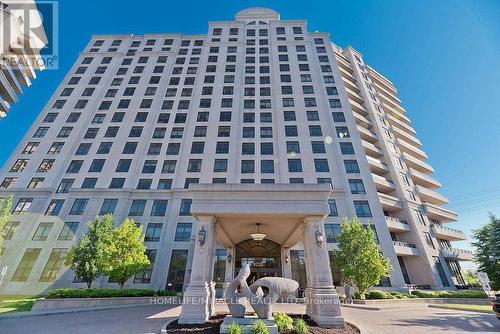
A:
[393,241,416,248]
[439,247,474,261]
[385,216,408,225]
[431,224,466,241]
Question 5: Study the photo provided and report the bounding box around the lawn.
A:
[0,295,38,314]
[430,303,494,313]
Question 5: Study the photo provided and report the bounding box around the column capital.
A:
[195,215,217,225]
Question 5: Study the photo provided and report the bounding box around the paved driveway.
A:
[0,303,498,334]
[341,303,499,334]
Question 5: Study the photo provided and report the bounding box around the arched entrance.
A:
[235,239,281,285]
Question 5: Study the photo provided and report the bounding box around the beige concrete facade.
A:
[0,7,468,297]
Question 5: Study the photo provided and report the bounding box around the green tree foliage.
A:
[65,215,114,288]
[0,195,13,250]
[462,270,480,286]
[333,217,392,297]
[101,219,149,288]
[472,214,500,290]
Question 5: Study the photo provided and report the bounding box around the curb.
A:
[428,304,494,314]
[0,303,159,319]
[342,304,381,311]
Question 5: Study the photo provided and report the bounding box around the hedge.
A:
[365,289,487,300]
[46,288,179,299]
[410,289,487,299]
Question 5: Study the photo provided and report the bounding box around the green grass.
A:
[431,303,494,313]
[0,295,39,314]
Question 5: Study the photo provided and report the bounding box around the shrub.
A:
[227,322,242,334]
[365,290,392,300]
[251,320,270,334]
[293,319,308,334]
[46,288,178,299]
[410,290,487,299]
[387,291,412,299]
[273,312,293,332]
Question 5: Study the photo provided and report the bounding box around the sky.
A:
[0,0,499,261]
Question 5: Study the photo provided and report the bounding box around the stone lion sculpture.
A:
[225,265,299,319]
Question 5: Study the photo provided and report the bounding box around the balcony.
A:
[345,87,365,105]
[409,168,441,189]
[349,98,369,115]
[392,126,421,147]
[338,66,357,82]
[385,216,411,232]
[398,139,428,161]
[431,224,466,241]
[387,113,416,135]
[353,110,372,127]
[366,156,389,174]
[0,71,19,103]
[440,247,474,261]
[372,174,396,193]
[423,203,458,223]
[362,140,384,157]
[357,125,378,143]
[402,152,435,174]
[416,185,449,205]
[341,76,360,93]
[378,192,403,211]
[393,241,419,256]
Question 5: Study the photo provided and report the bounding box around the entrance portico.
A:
[178,184,344,327]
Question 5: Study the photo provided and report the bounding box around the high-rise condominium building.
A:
[0,0,47,118]
[0,8,471,296]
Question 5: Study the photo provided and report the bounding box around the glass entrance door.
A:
[235,239,282,285]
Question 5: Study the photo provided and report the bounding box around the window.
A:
[145,223,162,242]
[151,200,168,216]
[39,248,68,282]
[325,224,341,243]
[58,222,79,241]
[354,201,372,218]
[174,223,192,242]
[214,159,228,172]
[57,179,74,193]
[162,160,176,173]
[37,159,54,172]
[75,143,91,155]
[285,126,298,137]
[1,177,17,189]
[344,160,360,173]
[123,142,137,154]
[311,141,326,154]
[340,142,355,155]
[179,199,192,216]
[32,222,53,241]
[191,142,205,154]
[2,221,20,240]
[288,159,302,172]
[66,160,83,173]
[286,141,300,154]
[166,250,188,292]
[10,159,28,172]
[45,199,64,216]
[129,200,146,216]
[314,159,330,172]
[27,177,44,189]
[158,179,172,190]
[13,198,32,214]
[261,160,275,174]
[309,125,322,137]
[137,179,152,190]
[134,249,156,284]
[11,248,41,282]
[336,126,350,138]
[69,199,89,215]
[216,142,229,154]
[100,199,118,215]
[349,179,366,194]
[142,160,157,173]
[241,160,255,173]
[22,142,39,154]
[328,199,338,216]
[89,159,105,172]
[97,142,112,154]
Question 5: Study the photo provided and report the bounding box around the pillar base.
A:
[178,282,214,324]
[305,287,344,328]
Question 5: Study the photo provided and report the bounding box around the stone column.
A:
[178,216,217,324]
[223,247,236,295]
[302,216,344,327]
[281,247,292,279]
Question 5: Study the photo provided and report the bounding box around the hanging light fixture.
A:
[250,223,266,241]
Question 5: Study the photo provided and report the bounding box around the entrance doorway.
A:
[235,239,281,285]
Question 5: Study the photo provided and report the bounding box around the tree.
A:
[333,217,392,297]
[462,270,480,286]
[472,214,500,290]
[101,219,149,288]
[65,215,114,288]
[0,195,13,251]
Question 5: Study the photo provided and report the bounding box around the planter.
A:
[32,296,181,311]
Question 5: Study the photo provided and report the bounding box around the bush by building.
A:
[46,288,178,299]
